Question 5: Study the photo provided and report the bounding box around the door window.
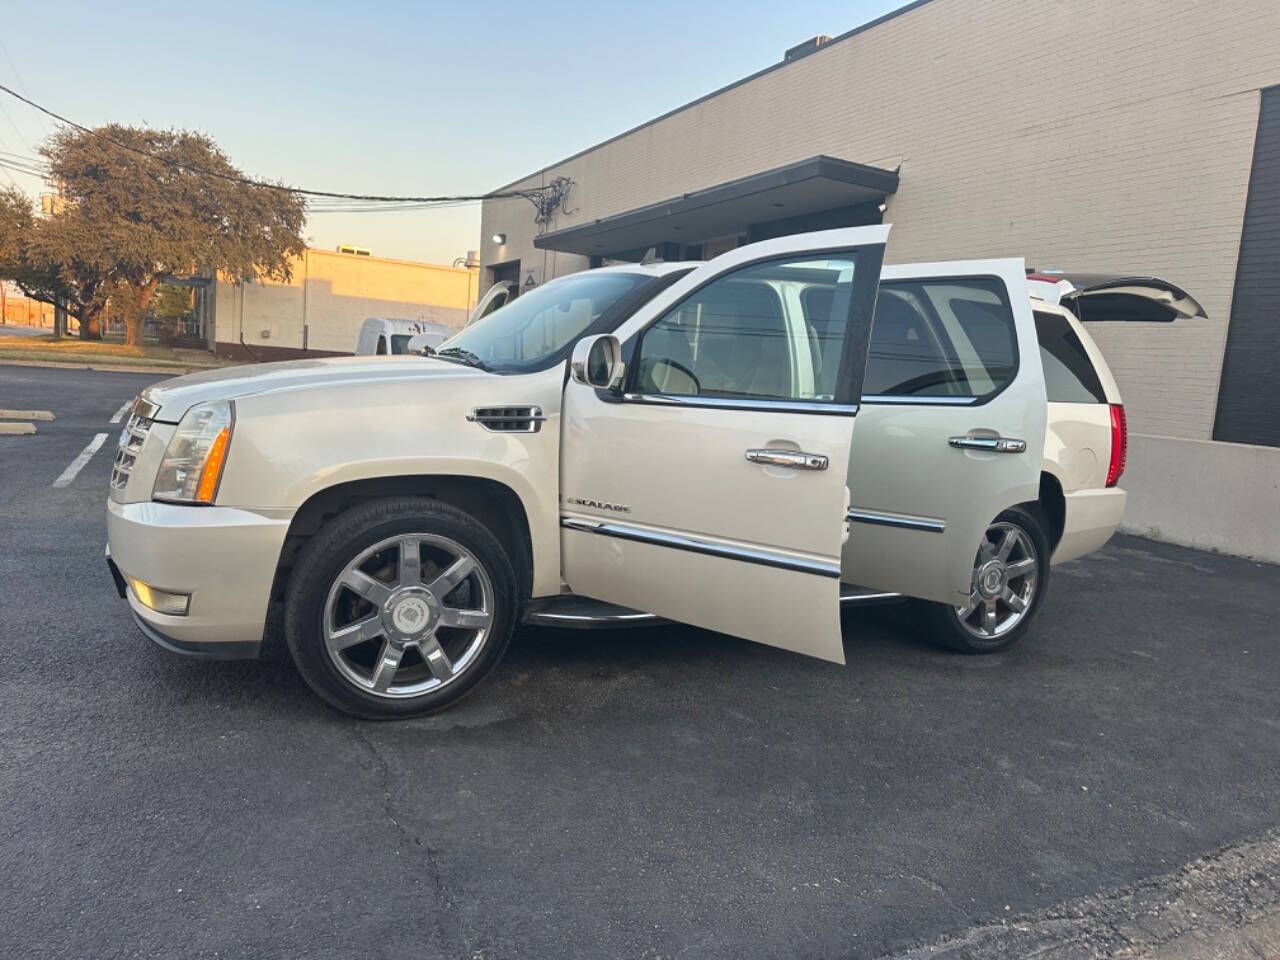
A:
[632,255,857,402]
[1034,310,1107,402]
[862,278,1017,400]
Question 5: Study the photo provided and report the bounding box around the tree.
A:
[0,125,307,343]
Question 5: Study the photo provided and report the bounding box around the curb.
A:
[0,358,209,375]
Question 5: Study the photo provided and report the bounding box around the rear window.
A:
[861,278,1017,400]
[1034,310,1107,403]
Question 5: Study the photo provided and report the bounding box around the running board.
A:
[524,585,902,629]
[522,596,667,629]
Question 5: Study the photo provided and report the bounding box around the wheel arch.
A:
[270,474,535,608]
[1032,469,1067,552]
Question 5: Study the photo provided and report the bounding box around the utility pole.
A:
[1,281,6,326]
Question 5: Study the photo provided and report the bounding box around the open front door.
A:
[559,226,888,663]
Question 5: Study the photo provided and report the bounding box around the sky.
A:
[0,0,906,265]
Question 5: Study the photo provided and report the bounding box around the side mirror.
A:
[570,334,624,391]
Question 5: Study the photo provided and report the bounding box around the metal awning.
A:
[533,155,899,257]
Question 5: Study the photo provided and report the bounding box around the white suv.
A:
[104,226,1199,718]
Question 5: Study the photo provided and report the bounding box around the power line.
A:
[0,82,547,205]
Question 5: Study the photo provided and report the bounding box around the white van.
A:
[355,318,454,356]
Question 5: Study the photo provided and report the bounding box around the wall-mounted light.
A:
[491,233,507,245]
[877,202,887,214]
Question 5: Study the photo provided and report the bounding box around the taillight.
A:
[1106,403,1127,487]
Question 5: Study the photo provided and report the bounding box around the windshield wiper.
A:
[434,347,489,371]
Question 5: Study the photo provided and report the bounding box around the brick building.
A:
[479,0,1280,560]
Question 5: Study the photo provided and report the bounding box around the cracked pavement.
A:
[2,364,1279,960]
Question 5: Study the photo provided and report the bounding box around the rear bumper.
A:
[1052,486,1127,565]
[106,499,291,659]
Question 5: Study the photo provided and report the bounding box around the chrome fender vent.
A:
[467,406,546,433]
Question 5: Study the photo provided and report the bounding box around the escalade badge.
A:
[567,497,631,514]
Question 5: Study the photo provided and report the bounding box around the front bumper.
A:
[107,499,291,659]
[1052,486,1127,565]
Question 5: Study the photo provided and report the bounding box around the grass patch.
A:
[0,334,234,370]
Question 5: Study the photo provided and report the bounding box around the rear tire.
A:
[918,505,1050,654]
[283,497,518,719]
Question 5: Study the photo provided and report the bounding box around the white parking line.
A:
[109,401,131,424]
[53,433,109,488]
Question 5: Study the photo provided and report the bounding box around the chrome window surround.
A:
[621,394,859,417]
[860,394,980,406]
[846,509,946,533]
[561,515,840,578]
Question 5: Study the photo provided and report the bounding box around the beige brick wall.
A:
[481,0,1280,439]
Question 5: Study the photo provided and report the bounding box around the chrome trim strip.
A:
[846,510,946,533]
[861,394,979,406]
[561,516,841,578]
[532,611,661,623]
[839,589,903,604]
[621,394,859,416]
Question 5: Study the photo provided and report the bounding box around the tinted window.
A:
[864,278,1017,399]
[633,256,857,402]
[441,271,648,373]
[1035,310,1107,402]
[389,334,413,354]
[375,336,387,355]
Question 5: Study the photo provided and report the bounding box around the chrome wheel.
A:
[323,533,494,699]
[953,521,1038,639]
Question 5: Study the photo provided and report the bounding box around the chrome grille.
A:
[466,406,546,433]
[110,405,154,491]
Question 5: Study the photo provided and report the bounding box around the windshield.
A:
[440,272,649,373]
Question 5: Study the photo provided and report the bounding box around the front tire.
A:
[283,497,518,719]
[918,505,1050,654]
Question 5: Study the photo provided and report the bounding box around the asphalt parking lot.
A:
[2,363,1278,960]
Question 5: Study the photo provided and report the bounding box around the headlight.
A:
[153,400,233,504]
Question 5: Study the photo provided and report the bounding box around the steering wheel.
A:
[644,357,702,395]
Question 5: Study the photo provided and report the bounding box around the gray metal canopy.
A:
[533,155,899,258]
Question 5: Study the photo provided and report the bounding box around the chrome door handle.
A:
[745,449,829,470]
[948,435,1027,454]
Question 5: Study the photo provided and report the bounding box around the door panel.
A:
[560,226,890,662]
[841,260,1046,605]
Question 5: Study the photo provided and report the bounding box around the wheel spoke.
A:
[398,537,422,588]
[369,641,404,692]
[418,636,454,681]
[1005,557,1036,578]
[996,529,1018,561]
[981,599,999,635]
[426,555,475,599]
[957,589,982,620]
[439,607,490,631]
[342,569,393,607]
[1002,587,1027,613]
[325,615,382,652]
